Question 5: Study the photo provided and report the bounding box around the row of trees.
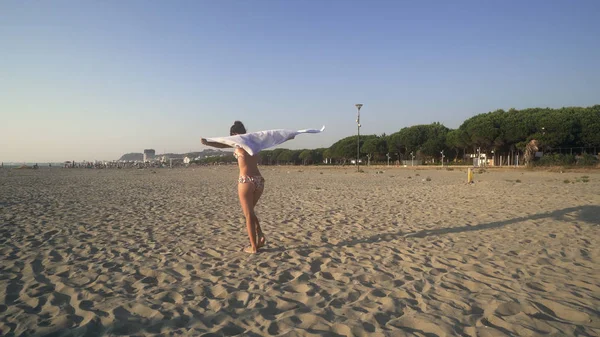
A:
[258,148,328,166]
[322,106,600,165]
[447,106,600,155]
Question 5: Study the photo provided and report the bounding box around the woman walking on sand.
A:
[201,121,266,254]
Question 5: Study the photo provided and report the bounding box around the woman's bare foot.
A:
[244,246,257,254]
[257,234,266,248]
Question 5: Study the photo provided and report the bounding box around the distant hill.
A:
[118,149,228,161]
[119,153,143,161]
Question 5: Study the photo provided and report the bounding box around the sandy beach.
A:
[1,166,599,336]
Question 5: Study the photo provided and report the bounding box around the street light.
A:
[440,150,445,167]
[355,104,363,172]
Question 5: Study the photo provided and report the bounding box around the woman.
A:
[201,121,266,254]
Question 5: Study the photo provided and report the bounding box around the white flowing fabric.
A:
[205,126,325,156]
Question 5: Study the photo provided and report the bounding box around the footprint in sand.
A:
[282,282,313,294]
[155,291,184,304]
[525,281,556,292]
[428,267,448,276]
[531,300,591,323]
[367,288,387,299]
[317,271,334,280]
[276,271,295,283]
[267,321,280,335]
[224,291,251,309]
[495,302,524,316]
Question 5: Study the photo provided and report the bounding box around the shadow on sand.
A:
[262,204,600,253]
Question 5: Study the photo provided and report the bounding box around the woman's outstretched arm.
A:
[201,138,232,149]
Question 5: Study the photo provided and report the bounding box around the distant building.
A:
[143,149,156,162]
[470,153,490,167]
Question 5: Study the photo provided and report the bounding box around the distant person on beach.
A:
[201,121,266,254]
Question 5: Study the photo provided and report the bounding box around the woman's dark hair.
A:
[230,121,246,135]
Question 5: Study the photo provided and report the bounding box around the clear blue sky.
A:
[1,0,599,162]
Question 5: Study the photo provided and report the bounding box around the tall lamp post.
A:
[355,104,363,172]
[440,150,445,167]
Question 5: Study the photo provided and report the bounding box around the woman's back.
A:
[235,148,261,177]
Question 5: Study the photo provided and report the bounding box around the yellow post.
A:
[467,168,473,184]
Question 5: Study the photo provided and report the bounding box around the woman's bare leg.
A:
[253,187,265,247]
[238,183,258,253]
